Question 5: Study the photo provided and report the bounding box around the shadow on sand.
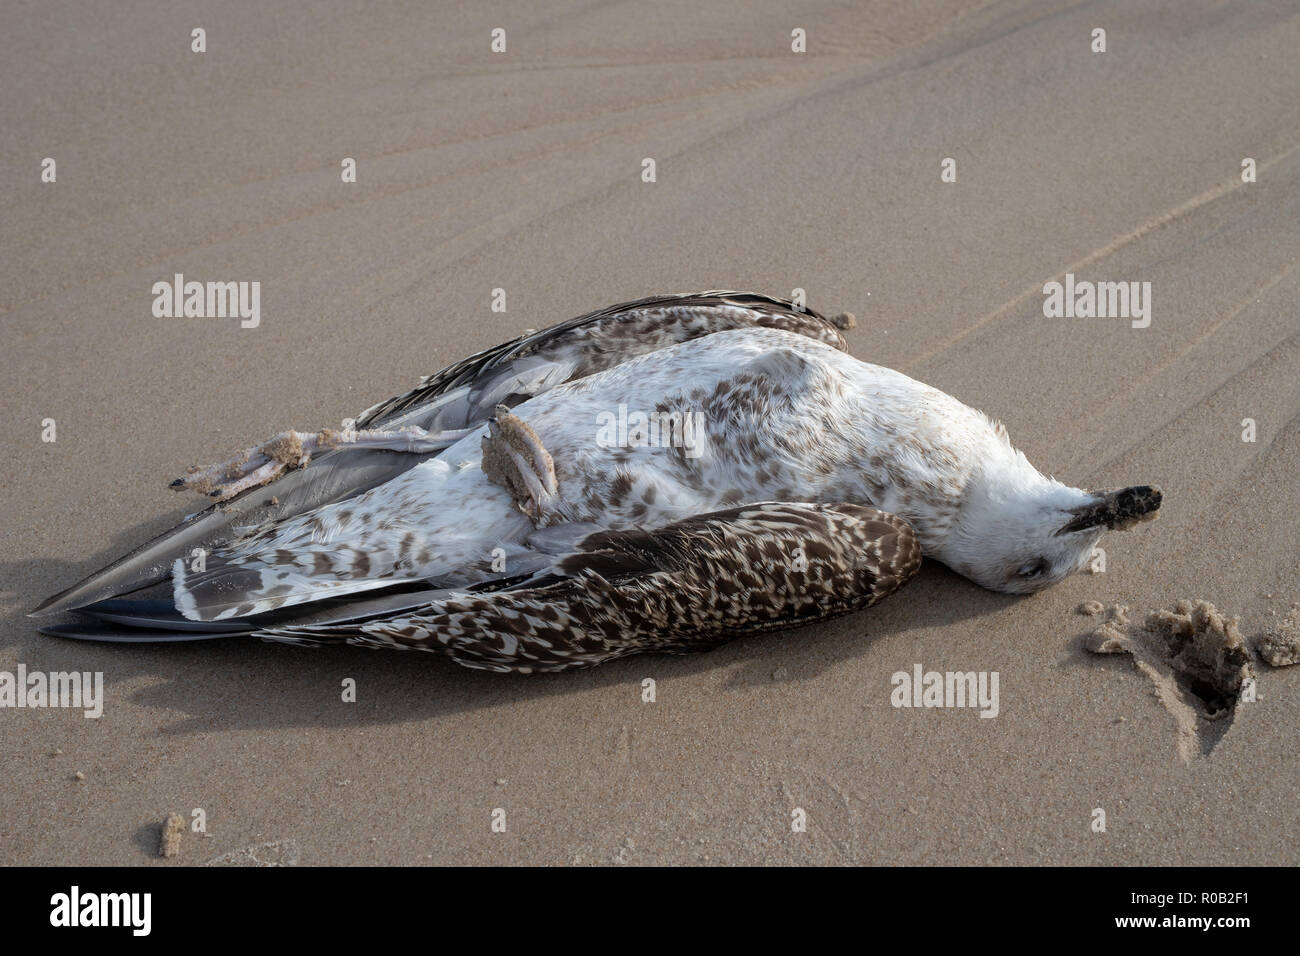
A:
[1,508,1017,737]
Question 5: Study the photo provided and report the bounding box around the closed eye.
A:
[1017,558,1050,579]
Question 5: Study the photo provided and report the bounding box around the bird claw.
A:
[169,431,311,500]
[169,424,473,500]
[480,406,563,526]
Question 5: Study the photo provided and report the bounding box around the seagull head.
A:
[941,449,1162,593]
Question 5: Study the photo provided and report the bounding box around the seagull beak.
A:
[1055,484,1162,536]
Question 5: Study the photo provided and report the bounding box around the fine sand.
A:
[2,0,1297,865]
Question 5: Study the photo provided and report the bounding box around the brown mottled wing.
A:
[355,291,851,429]
[257,502,920,673]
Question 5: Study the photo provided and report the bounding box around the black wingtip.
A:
[39,621,247,644]
[29,590,75,618]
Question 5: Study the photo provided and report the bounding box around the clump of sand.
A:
[175,466,217,497]
[159,813,185,858]
[1086,601,1251,716]
[259,431,306,466]
[316,428,346,450]
[1255,609,1300,667]
[1082,600,1254,761]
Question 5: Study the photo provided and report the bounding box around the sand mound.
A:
[1256,609,1300,667]
[159,813,185,858]
[1083,600,1254,761]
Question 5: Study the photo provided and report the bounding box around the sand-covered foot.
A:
[480,405,564,525]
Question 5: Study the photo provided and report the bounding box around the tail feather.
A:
[30,447,435,618]
[41,583,486,644]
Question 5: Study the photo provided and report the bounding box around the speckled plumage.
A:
[35,292,851,622]
[167,318,1157,623]
[36,290,1160,663]
[354,291,852,431]
[170,327,938,622]
[259,502,920,673]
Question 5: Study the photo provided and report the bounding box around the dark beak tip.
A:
[1056,483,1164,536]
[1127,483,1163,511]
[1112,483,1164,529]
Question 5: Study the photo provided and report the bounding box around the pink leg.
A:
[171,425,472,499]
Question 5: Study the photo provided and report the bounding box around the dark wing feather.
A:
[39,579,493,642]
[356,290,849,427]
[31,450,430,617]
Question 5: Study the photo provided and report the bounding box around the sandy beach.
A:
[2,0,1297,865]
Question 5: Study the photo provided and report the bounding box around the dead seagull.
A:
[32,291,1160,671]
